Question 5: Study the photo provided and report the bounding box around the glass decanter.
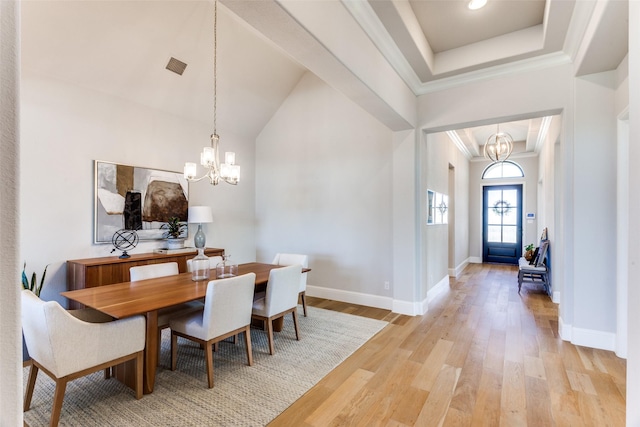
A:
[216,255,237,278]
[190,248,210,281]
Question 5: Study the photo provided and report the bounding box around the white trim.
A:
[392,299,425,316]
[428,275,450,304]
[558,316,616,352]
[449,257,470,278]
[571,328,616,352]
[445,130,472,160]
[552,291,561,304]
[558,316,571,341]
[306,282,452,317]
[306,285,393,311]
[469,256,483,264]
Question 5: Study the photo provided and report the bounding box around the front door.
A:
[483,184,522,264]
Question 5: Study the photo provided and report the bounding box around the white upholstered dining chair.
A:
[252,264,302,355]
[272,253,309,316]
[170,273,256,388]
[129,262,204,364]
[22,290,145,427]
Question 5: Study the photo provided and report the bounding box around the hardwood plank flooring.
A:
[269,263,626,426]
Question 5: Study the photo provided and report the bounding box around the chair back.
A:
[130,262,178,281]
[272,253,308,292]
[186,256,223,272]
[264,264,302,316]
[21,290,145,378]
[202,273,256,339]
[22,290,58,373]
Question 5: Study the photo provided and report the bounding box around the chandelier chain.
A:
[213,0,217,137]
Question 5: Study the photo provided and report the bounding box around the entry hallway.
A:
[271,263,626,426]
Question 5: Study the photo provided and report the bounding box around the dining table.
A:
[60,262,309,394]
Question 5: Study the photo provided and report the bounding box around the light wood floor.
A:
[269,263,627,426]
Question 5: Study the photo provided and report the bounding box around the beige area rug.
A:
[23,306,387,426]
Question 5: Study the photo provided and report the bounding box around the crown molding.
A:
[415,51,572,95]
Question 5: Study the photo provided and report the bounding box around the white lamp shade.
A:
[188,206,213,224]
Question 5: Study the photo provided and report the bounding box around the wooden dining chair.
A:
[21,290,145,427]
[169,273,256,388]
[272,253,309,316]
[252,264,303,355]
[129,262,204,365]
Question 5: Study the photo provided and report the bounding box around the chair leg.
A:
[104,367,111,379]
[170,332,178,371]
[266,318,275,355]
[205,342,215,388]
[24,363,39,412]
[300,291,307,317]
[134,351,143,400]
[244,326,253,366]
[157,328,163,367]
[292,310,300,341]
[518,271,523,293]
[50,378,68,427]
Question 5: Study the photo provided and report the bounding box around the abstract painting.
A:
[94,160,189,243]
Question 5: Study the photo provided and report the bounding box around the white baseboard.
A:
[392,299,424,316]
[558,316,571,341]
[558,316,616,351]
[306,285,435,317]
[428,275,450,304]
[306,285,393,311]
[448,258,470,278]
[469,256,482,264]
[552,291,561,304]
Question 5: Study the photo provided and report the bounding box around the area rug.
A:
[23,306,387,426]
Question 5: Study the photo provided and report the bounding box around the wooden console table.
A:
[66,248,224,309]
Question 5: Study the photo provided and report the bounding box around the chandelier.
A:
[483,124,513,163]
[184,0,240,186]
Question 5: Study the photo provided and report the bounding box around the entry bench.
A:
[518,239,550,295]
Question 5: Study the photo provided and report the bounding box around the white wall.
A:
[571,71,617,346]
[420,132,452,298]
[0,0,22,424]
[20,73,257,303]
[627,3,640,423]
[255,72,395,307]
[539,116,560,300]
[449,140,470,276]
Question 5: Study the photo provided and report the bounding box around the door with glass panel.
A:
[482,185,522,264]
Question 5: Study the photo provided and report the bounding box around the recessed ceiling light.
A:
[468,0,487,10]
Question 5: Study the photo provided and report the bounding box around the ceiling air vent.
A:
[166,57,187,76]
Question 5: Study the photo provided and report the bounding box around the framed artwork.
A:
[427,190,448,225]
[94,160,189,243]
[427,190,435,225]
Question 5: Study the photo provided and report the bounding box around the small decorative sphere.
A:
[112,229,138,258]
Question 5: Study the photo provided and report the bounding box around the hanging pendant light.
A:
[184,0,240,186]
[483,124,513,163]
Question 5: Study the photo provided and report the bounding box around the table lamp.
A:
[188,206,214,249]
[188,206,213,281]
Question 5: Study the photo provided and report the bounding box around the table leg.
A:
[143,311,158,394]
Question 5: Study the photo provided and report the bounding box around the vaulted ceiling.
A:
[21,0,629,159]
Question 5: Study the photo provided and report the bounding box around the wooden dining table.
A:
[61,262,307,394]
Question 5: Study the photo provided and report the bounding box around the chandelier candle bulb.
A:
[202,146,215,166]
[184,162,197,180]
[225,152,235,165]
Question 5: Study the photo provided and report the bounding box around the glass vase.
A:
[216,255,237,278]
[191,248,210,281]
